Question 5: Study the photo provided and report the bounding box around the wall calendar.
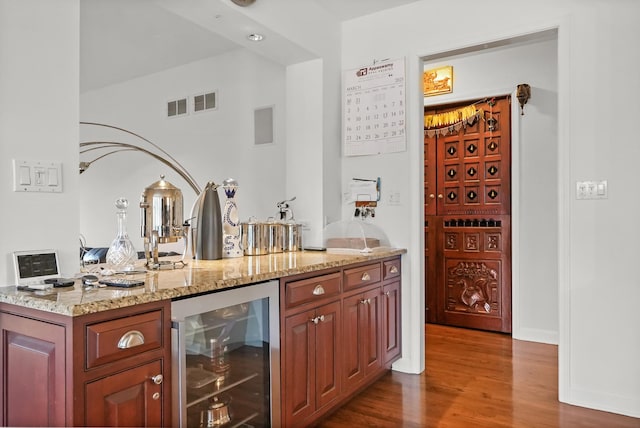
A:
[343,58,406,156]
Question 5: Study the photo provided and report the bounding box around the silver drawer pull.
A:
[389,265,399,274]
[312,284,325,295]
[361,272,371,281]
[151,374,163,385]
[318,315,325,323]
[117,330,145,349]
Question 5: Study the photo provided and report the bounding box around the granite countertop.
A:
[0,249,405,317]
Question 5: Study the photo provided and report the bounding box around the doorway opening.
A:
[421,29,559,340]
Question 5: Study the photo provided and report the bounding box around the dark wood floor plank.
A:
[318,324,639,428]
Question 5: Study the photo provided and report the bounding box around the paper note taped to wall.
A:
[349,180,378,202]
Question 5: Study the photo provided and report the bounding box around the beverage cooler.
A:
[171,280,280,427]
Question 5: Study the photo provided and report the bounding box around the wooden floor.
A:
[318,324,639,428]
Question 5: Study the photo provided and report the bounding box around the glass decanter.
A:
[106,198,138,271]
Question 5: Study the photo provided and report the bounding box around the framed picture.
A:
[423,66,453,96]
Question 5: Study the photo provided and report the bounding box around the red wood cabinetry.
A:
[0,300,171,427]
[283,301,341,425]
[280,256,402,427]
[381,257,402,365]
[1,255,401,428]
[0,311,68,427]
[342,287,381,393]
[85,359,164,427]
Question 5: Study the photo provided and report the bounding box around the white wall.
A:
[423,38,559,344]
[2,0,639,419]
[0,0,79,283]
[232,0,344,247]
[285,60,326,247]
[285,57,343,248]
[80,50,287,250]
[341,0,640,418]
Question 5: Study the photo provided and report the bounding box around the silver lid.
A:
[222,178,238,188]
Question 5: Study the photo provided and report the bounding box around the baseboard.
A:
[563,386,640,419]
[513,327,558,345]
[390,357,422,374]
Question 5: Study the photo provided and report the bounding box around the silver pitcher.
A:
[192,181,222,260]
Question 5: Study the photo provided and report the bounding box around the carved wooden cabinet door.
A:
[425,97,512,333]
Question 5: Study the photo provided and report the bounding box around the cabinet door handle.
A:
[389,265,399,274]
[385,291,391,297]
[310,315,325,324]
[151,374,163,385]
[312,284,325,295]
[117,330,145,349]
[361,272,371,281]
[152,392,161,400]
[438,194,444,199]
[429,194,435,199]
[360,298,371,305]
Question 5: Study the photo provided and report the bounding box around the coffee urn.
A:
[140,175,185,268]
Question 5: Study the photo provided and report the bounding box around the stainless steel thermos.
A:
[193,182,222,260]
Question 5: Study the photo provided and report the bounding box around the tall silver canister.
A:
[282,221,302,252]
[240,218,268,255]
[265,219,284,254]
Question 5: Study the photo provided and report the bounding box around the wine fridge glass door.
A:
[171,280,280,428]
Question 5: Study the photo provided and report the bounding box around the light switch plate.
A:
[12,159,62,193]
[576,180,607,200]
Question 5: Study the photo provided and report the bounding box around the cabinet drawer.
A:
[285,272,341,309]
[86,310,163,369]
[343,263,381,291]
[383,258,401,280]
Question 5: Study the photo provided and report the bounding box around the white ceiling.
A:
[80,0,421,93]
[315,0,419,21]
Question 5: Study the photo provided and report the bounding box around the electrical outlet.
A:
[388,191,401,205]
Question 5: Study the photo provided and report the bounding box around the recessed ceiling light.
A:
[247,33,264,42]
